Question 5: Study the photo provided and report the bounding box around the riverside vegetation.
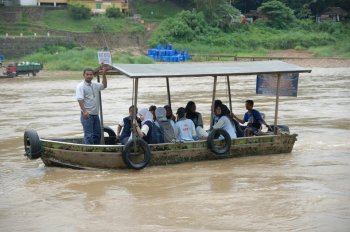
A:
[7,0,350,70]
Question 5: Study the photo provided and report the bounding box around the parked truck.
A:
[5,62,43,77]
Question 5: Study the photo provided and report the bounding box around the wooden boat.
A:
[23,61,311,170]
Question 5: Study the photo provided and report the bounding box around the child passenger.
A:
[132,108,155,144]
[185,101,207,139]
[174,107,197,142]
[232,100,271,137]
[117,105,140,145]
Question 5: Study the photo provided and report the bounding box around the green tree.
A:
[257,0,296,28]
[194,0,241,29]
[106,7,123,18]
[68,4,91,20]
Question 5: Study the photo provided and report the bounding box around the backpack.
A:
[157,120,175,143]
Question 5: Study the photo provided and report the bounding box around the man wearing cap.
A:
[174,107,197,142]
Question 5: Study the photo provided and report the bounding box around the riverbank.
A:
[268,50,350,68]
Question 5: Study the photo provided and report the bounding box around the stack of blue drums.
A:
[148,44,191,62]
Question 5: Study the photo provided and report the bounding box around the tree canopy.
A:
[258,0,296,28]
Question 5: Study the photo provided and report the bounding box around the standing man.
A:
[76,68,107,144]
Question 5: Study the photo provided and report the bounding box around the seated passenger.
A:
[149,105,157,121]
[164,105,176,128]
[155,107,175,143]
[117,105,140,145]
[232,100,271,137]
[132,108,155,144]
[185,101,203,128]
[211,99,223,127]
[185,101,207,139]
[213,104,237,139]
[174,107,197,142]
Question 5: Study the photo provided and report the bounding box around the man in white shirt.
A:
[174,107,197,142]
[76,68,107,144]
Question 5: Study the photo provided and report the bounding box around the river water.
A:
[0,67,349,231]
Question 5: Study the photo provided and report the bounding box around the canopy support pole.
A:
[97,74,105,144]
[132,77,139,139]
[273,74,281,135]
[226,75,233,113]
[210,76,218,130]
[166,77,171,107]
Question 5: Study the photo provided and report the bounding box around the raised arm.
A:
[102,73,107,89]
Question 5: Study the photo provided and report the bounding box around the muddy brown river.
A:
[0,67,349,231]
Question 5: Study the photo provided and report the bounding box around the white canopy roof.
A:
[111,61,311,78]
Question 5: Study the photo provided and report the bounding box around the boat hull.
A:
[40,134,297,169]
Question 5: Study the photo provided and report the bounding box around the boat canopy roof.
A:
[111,61,311,78]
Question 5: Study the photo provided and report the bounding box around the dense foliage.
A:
[194,0,241,29]
[68,4,91,20]
[172,0,350,16]
[106,7,123,18]
[149,7,350,57]
[257,0,296,28]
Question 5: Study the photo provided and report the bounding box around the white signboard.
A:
[97,51,112,65]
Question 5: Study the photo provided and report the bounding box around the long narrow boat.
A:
[23,61,311,170]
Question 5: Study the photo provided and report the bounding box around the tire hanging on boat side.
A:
[103,126,117,144]
[207,128,231,155]
[122,138,151,170]
[24,128,42,159]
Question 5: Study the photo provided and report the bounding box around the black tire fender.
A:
[122,138,151,170]
[103,126,117,145]
[207,128,231,155]
[24,128,41,159]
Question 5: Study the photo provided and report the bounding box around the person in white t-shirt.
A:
[174,107,197,142]
[213,104,237,139]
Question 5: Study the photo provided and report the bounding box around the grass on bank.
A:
[42,10,144,33]
[22,46,153,71]
[0,9,145,35]
[132,0,183,21]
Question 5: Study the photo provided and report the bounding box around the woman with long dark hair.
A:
[185,101,208,139]
[212,104,237,139]
[185,101,203,128]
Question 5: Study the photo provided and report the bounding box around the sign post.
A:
[97,51,112,144]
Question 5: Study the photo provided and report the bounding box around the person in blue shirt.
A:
[232,100,271,137]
